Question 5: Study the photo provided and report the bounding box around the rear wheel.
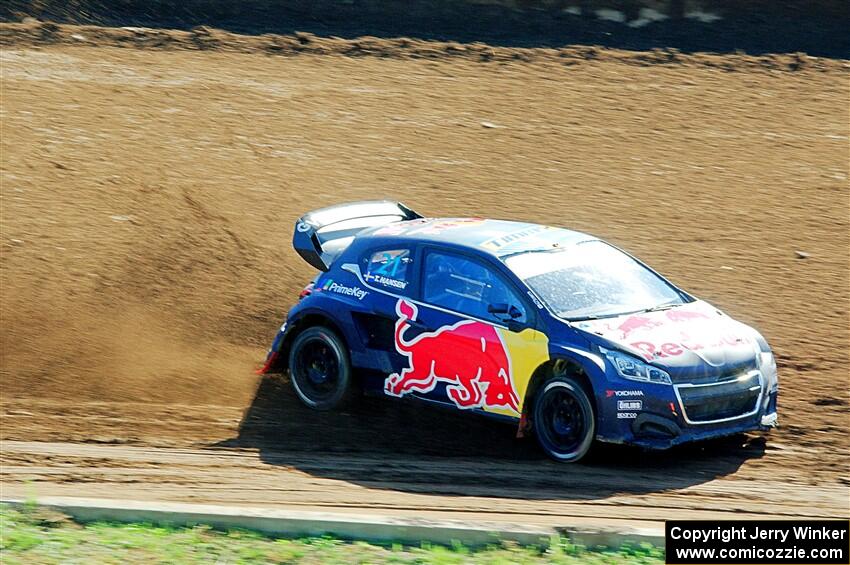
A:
[532,376,595,462]
[288,326,353,411]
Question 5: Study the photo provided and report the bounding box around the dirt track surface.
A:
[1,29,849,523]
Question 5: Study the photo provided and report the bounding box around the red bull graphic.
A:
[665,309,711,322]
[631,333,746,362]
[374,218,485,237]
[384,299,520,412]
[411,218,485,235]
[586,303,750,362]
[616,315,663,339]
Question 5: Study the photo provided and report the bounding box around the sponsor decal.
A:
[618,400,642,411]
[384,299,520,412]
[319,279,368,300]
[606,389,645,397]
[617,412,638,419]
[481,225,550,251]
[364,273,408,290]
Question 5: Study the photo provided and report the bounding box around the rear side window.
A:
[363,248,413,293]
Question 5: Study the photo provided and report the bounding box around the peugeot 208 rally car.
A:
[259,201,779,462]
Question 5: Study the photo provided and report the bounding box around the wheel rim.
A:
[293,337,340,402]
[538,387,587,456]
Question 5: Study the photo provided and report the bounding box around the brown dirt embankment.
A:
[1,20,845,73]
[3,0,849,57]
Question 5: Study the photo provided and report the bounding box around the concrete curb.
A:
[1,497,664,548]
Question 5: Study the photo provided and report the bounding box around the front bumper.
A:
[596,370,778,450]
[760,411,778,427]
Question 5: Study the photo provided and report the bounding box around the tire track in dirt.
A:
[2,440,847,526]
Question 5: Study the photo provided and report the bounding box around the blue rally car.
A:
[260,201,778,462]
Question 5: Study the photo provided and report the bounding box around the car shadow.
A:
[213,373,766,500]
[6,0,848,58]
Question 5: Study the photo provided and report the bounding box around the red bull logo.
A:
[374,218,486,237]
[384,299,520,412]
[585,304,748,362]
[410,218,485,235]
[665,309,711,322]
[617,315,662,339]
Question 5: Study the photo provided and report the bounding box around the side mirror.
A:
[488,303,523,320]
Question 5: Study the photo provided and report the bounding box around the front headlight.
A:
[601,348,672,385]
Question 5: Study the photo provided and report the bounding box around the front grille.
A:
[676,371,762,424]
[670,358,759,385]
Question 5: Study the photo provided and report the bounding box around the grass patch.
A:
[0,503,663,564]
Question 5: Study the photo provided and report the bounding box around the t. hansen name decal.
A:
[364,273,408,290]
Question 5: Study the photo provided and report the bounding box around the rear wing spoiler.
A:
[293,201,421,271]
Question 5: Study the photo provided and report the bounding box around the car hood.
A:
[572,301,758,382]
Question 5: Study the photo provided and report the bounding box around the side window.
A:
[423,251,527,324]
[363,248,413,293]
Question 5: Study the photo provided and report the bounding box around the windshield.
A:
[504,240,686,320]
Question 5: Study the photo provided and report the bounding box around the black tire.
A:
[288,326,353,411]
[532,376,595,462]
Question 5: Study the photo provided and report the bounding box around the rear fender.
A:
[257,321,290,374]
[257,309,348,374]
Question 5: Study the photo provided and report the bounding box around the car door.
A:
[383,247,550,419]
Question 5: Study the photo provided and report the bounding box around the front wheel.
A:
[288,326,353,411]
[532,377,595,462]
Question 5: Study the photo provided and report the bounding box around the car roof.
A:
[357,217,595,258]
